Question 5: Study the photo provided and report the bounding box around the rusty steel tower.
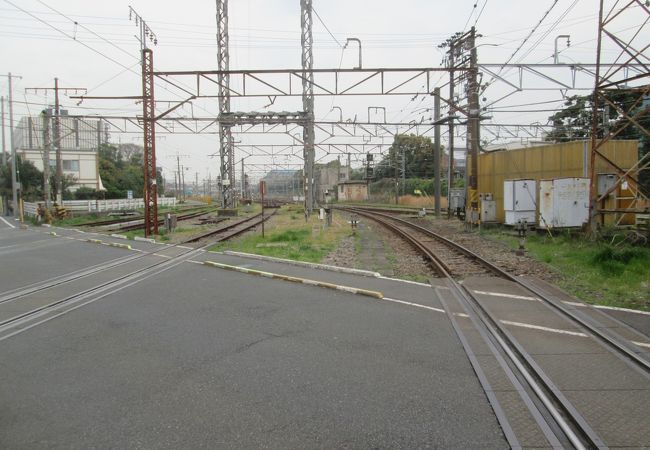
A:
[590,0,650,230]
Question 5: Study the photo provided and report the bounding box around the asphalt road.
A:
[0,226,508,448]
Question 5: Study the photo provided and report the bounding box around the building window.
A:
[48,159,79,171]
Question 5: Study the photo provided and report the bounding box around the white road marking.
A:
[564,301,650,317]
[632,341,650,349]
[376,276,434,287]
[0,217,16,228]
[501,320,588,337]
[473,290,539,302]
[382,297,445,313]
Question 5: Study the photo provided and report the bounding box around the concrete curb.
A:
[109,242,133,250]
[49,231,58,236]
[134,236,156,244]
[110,234,129,240]
[203,260,384,299]
[222,250,381,278]
[87,239,103,244]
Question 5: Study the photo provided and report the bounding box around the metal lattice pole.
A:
[589,0,650,231]
[301,0,315,214]
[217,0,234,208]
[142,48,158,236]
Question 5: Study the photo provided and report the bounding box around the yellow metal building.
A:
[474,140,639,225]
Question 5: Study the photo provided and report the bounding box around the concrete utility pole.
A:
[240,158,245,200]
[41,109,51,206]
[1,96,6,166]
[176,155,182,200]
[433,87,441,217]
[467,27,480,220]
[25,79,87,204]
[54,78,63,203]
[447,42,455,219]
[181,165,186,202]
[8,73,19,218]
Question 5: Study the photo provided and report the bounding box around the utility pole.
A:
[447,40,456,219]
[433,87,441,217]
[176,155,182,200]
[174,171,178,200]
[5,73,21,218]
[1,96,6,166]
[181,165,186,202]
[41,109,52,206]
[195,171,199,197]
[25,79,86,203]
[467,27,480,222]
[54,78,62,203]
[241,158,245,200]
[401,145,406,196]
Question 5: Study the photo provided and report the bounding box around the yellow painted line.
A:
[203,261,384,299]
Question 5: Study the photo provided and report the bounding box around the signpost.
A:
[259,180,266,238]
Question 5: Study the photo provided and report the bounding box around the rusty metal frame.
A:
[590,0,650,229]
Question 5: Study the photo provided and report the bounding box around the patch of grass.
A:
[53,213,103,227]
[485,230,650,311]
[207,206,350,263]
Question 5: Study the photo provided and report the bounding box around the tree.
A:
[546,90,650,196]
[374,134,438,179]
[98,143,148,199]
[0,156,44,202]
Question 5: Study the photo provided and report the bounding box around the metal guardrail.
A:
[23,198,176,217]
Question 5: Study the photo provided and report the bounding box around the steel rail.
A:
[0,244,205,336]
[0,211,263,316]
[182,211,275,243]
[338,205,617,448]
[347,206,650,375]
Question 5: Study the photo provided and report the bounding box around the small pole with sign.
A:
[259,180,266,238]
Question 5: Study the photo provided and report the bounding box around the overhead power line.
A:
[312,7,342,47]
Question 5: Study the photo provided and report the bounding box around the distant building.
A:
[13,114,107,192]
[314,163,350,203]
[338,181,368,202]
[260,169,303,198]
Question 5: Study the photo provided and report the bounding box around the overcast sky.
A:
[0,0,643,183]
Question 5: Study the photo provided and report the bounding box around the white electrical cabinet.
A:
[504,179,536,225]
[539,177,590,229]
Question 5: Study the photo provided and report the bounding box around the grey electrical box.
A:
[449,188,466,210]
[597,173,616,197]
[481,199,497,222]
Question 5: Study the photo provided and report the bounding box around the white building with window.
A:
[13,114,107,192]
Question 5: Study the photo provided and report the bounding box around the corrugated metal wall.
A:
[475,140,638,223]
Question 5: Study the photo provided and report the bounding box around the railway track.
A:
[182,211,275,244]
[74,206,215,229]
[0,210,273,341]
[341,205,650,449]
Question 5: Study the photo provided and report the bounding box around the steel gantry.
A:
[590,0,650,230]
